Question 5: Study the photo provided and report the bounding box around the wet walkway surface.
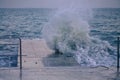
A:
[0,39,119,80]
[21,39,53,69]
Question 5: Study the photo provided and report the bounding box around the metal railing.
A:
[117,37,120,72]
[0,39,18,67]
[0,37,23,80]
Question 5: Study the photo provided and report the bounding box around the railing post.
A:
[19,38,22,70]
[19,38,22,80]
[117,37,120,72]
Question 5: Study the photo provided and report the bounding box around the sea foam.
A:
[42,8,116,67]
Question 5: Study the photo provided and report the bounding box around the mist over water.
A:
[42,8,116,67]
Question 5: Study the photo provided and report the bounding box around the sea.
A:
[0,8,120,67]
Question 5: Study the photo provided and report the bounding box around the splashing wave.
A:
[42,9,116,67]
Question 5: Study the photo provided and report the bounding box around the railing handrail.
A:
[0,37,22,70]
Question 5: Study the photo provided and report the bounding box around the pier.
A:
[0,39,119,80]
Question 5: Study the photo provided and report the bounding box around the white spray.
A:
[42,8,116,67]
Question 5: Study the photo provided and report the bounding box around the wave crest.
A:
[42,9,116,67]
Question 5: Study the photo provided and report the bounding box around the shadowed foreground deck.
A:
[0,39,119,80]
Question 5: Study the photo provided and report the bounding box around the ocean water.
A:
[0,8,120,67]
[90,8,120,46]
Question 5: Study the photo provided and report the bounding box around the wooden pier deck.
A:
[0,39,118,80]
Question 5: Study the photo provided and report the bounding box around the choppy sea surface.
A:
[0,8,120,67]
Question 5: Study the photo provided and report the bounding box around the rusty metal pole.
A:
[117,37,120,72]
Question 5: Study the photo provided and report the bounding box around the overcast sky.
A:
[0,0,120,8]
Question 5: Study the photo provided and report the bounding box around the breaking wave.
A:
[42,8,116,67]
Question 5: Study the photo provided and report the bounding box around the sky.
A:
[0,0,120,8]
